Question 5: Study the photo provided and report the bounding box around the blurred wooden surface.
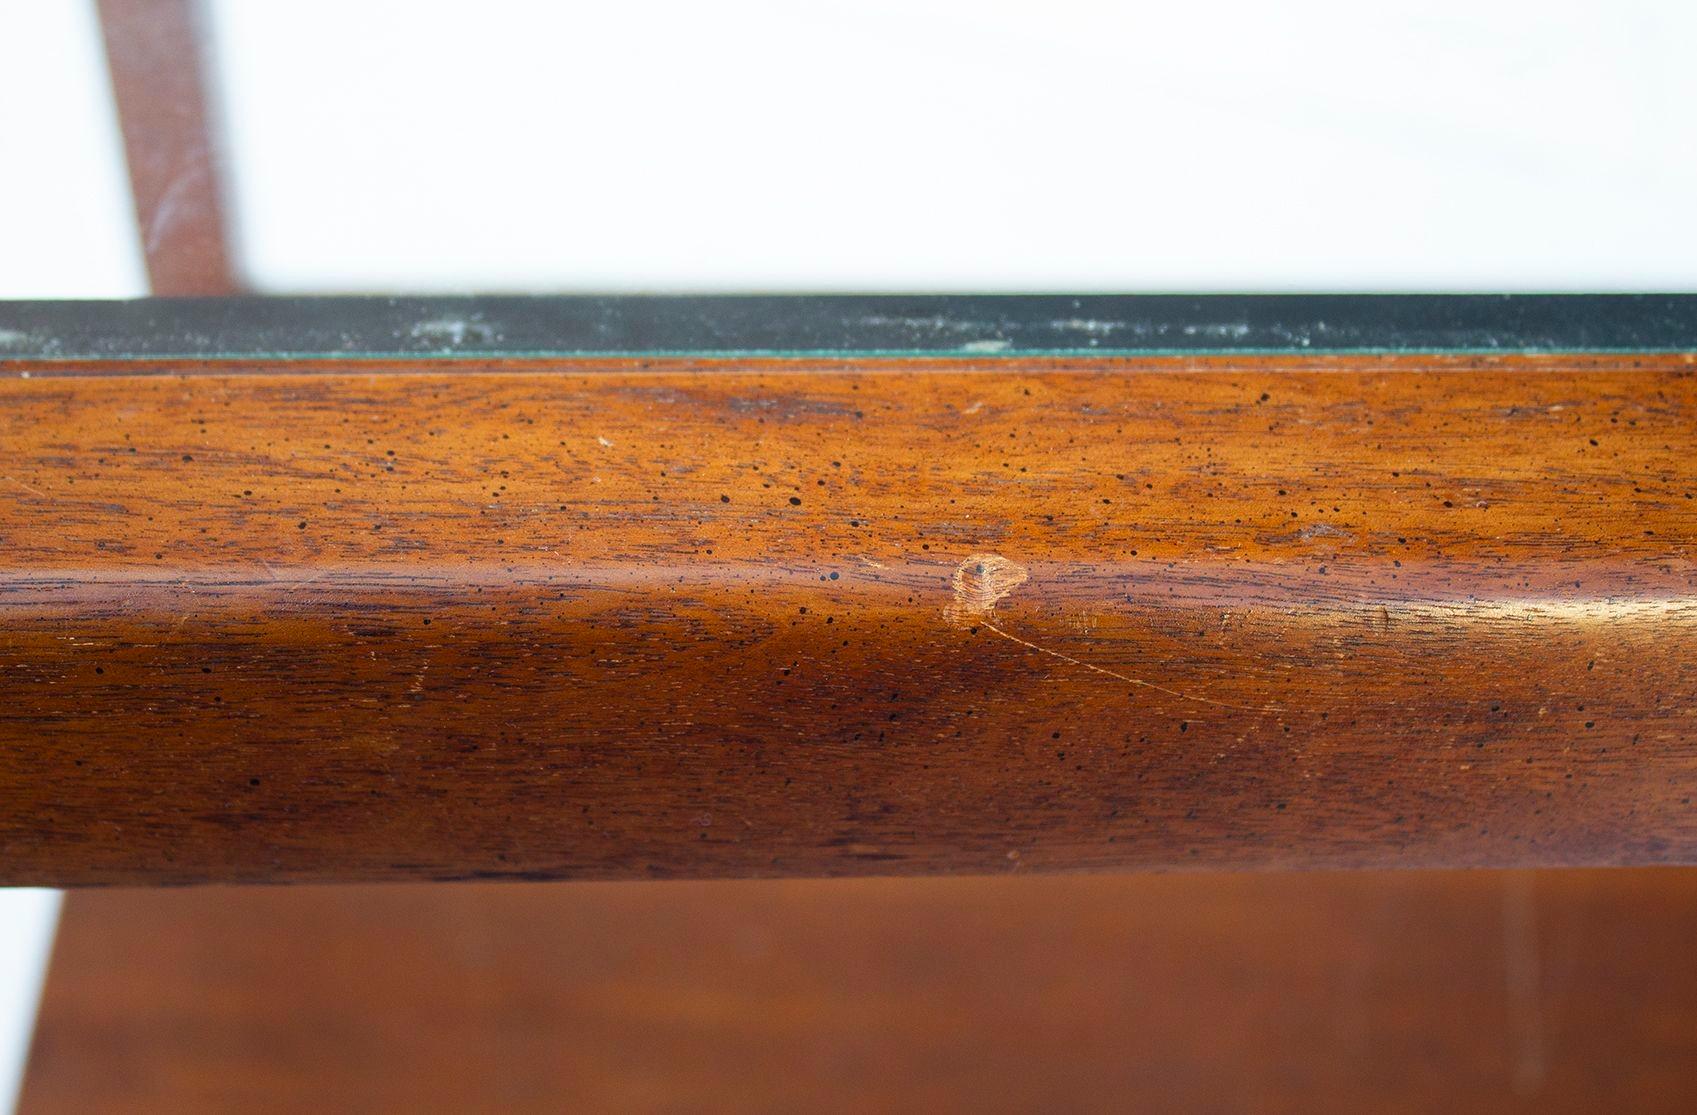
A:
[3,354,1697,883]
[95,0,238,295]
[23,868,1697,1113]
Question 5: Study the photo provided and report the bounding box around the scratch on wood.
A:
[946,553,1288,715]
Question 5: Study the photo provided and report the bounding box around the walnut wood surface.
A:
[24,869,1697,1113]
[2,353,1695,883]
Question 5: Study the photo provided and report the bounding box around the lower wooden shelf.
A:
[23,868,1697,1113]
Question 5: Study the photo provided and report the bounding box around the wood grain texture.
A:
[2,353,1696,883]
[23,869,1697,1113]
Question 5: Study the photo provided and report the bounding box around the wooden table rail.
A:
[2,296,1694,885]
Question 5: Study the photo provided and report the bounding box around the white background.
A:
[204,0,1697,294]
[1,1,1695,1110]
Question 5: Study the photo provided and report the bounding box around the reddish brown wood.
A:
[23,869,1697,1113]
[96,0,238,295]
[1,353,1695,883]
